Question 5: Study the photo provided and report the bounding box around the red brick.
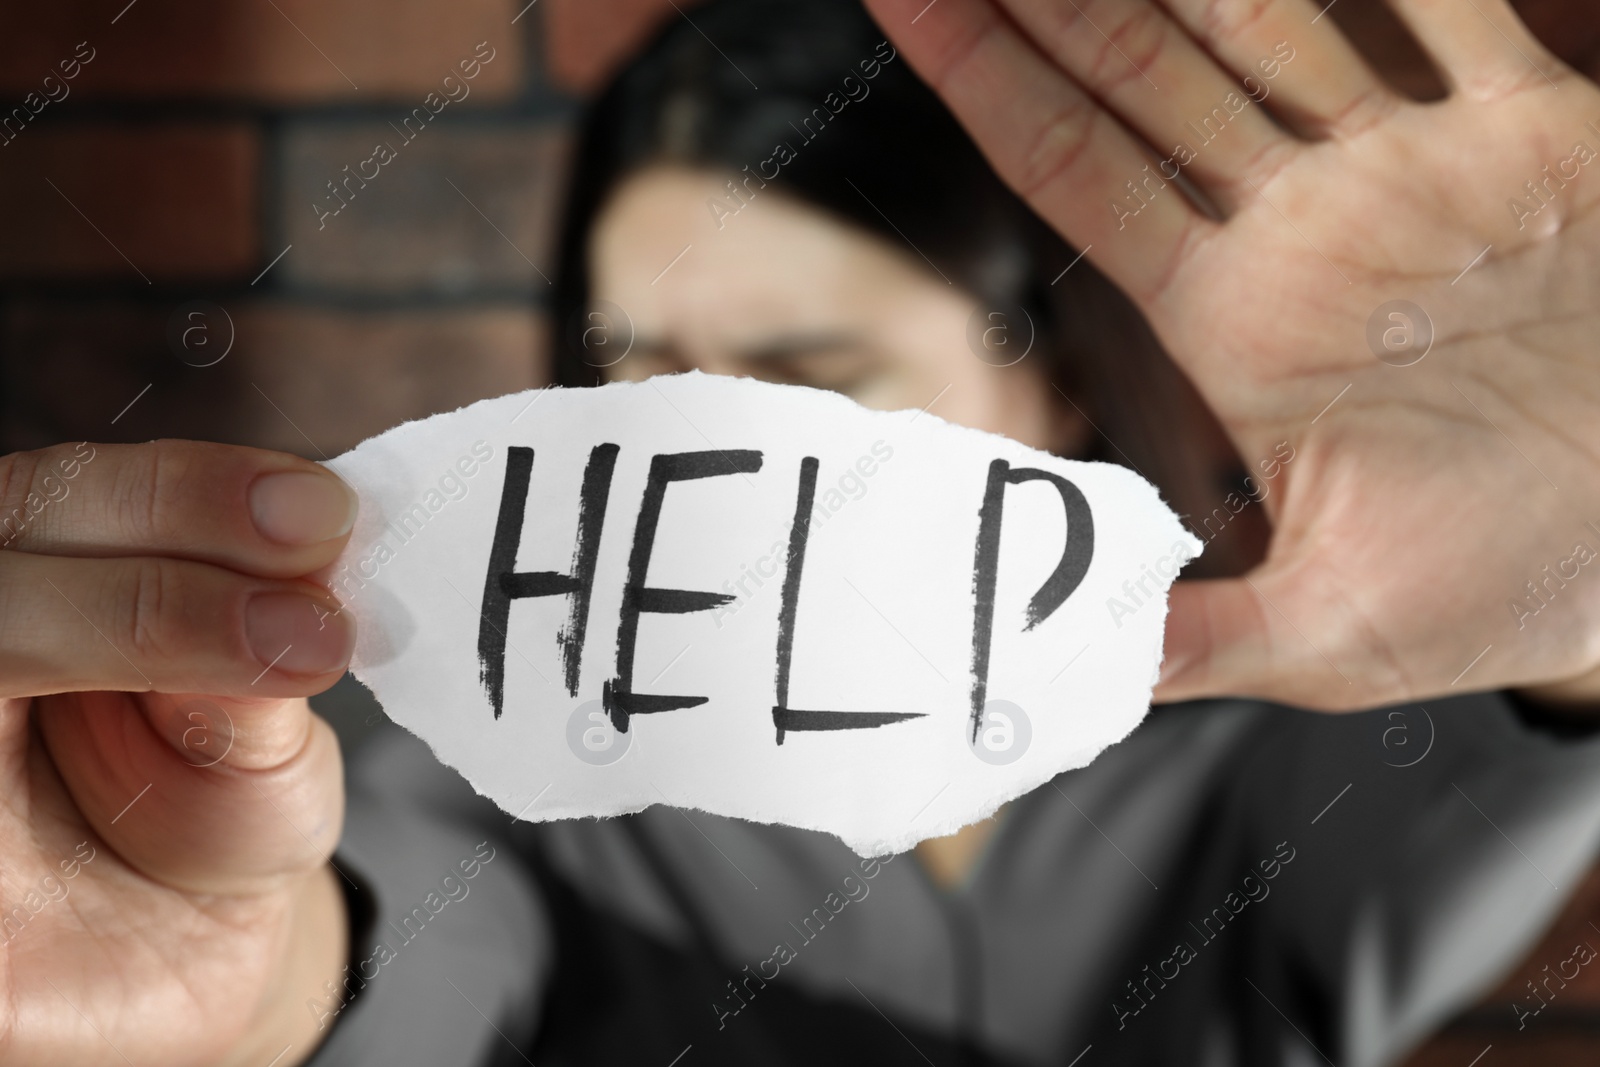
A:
[280,122,570,293]
[0,0,523,103]
[0,124,258,281]
[543,0,696,93]
[1,300,546,456]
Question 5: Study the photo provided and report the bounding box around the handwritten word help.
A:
[334,374,1198,855]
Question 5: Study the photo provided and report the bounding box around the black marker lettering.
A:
[604,450,763,732]
[969,460,1094,740]
[771,456,924,744]
[478,444,619,718]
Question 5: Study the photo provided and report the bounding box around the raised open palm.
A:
[868,0,1600,708]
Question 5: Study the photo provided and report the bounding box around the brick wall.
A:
[0,0,686,456]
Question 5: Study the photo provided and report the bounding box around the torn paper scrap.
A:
[330,372,1200,856]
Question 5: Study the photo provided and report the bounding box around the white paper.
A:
[331,373,1200,856]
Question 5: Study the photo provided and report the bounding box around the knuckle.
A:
[122,556,184,663]
[1087,6,1168,93]
[1017,100,1098,198]
[1194,0,1275,44]
[110,440,194,546]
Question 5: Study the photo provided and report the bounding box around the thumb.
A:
[39,691,345,895]
[1154,570,1363,710]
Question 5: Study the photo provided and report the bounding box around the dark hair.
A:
[549,0,1259,577]
[550,0,1059,366]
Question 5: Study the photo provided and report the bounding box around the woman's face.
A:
[588,166,1084,456]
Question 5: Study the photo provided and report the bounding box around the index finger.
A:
[865,0,1215,303]
[0,440,358,579]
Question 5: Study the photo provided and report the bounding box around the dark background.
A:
[1,1,1596,1061]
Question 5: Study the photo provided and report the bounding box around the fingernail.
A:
[249,470,358,546]
[246,593,356,677]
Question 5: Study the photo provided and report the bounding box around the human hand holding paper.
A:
[334,373,1198,854]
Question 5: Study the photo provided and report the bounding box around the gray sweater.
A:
[305,693,1600,1066]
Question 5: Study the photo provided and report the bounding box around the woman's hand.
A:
[867,0,1600,709]
[0,440,357,1065]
